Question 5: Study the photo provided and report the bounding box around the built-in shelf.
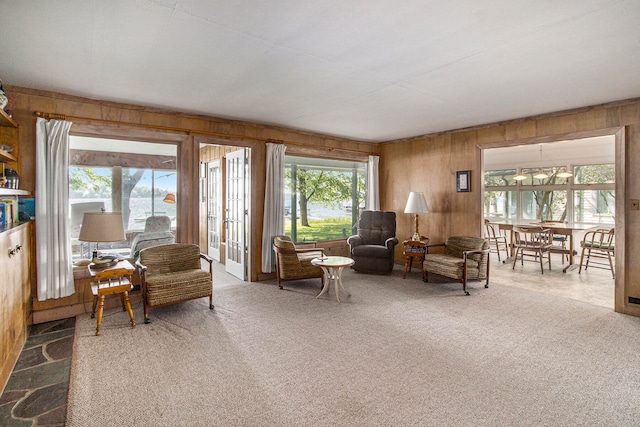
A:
[0,109,17,128]
[0,189,30,196]
[0,148,17,163]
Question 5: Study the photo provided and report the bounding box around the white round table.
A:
[311,256,355,302]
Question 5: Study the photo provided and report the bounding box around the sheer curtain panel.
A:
[367,155,380,210]
[261,143,287,273]
[36,117,75,300]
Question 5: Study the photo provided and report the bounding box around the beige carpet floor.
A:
[67,263,639,426]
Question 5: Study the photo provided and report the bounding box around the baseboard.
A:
[32,293,143,324]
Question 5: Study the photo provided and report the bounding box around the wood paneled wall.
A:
[5,86,376,322]
[380,99,640,316]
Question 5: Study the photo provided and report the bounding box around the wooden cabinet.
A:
[0,222,32,394]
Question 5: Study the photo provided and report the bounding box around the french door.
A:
[206,160,221,261]
[225,149,248,280]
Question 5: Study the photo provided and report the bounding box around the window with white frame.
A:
[484,163,614,225]
[284,156,367,242]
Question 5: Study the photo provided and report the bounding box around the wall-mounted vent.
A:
[628,297,640,305]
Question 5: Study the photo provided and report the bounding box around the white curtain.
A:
[366,155,380,210]
[261,143,287,273]
[36,117,75,301]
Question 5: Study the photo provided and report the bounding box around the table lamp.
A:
[78,212,126,264]
[404,192,429,241]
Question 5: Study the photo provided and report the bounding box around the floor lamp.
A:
[404,192,429,241]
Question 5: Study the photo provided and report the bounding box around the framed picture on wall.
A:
[456,170,470,192]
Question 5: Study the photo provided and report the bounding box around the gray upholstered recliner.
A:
[347,210,398,273]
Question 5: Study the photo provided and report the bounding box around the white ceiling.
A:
[2,1,640,143]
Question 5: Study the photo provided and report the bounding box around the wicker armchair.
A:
[136,243,213,324]
[422,236,490,295]
[273,236,324,289]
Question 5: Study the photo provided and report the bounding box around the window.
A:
[284,156,366,242]
[573,164,615,224]
[69,136,177,259]
[484,163,614,225]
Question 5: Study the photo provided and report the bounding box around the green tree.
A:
[287,168,356,227]
[69,166,145,228]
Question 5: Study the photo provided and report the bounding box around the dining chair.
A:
[484,220,508,262]
[540,219,569,263]
[512,225,553,274]
[578,228,615,278]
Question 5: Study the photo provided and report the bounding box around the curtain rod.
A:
[34,111,376,156]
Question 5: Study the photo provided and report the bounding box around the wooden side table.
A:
[402,238,429,279]
[89,259,136,336]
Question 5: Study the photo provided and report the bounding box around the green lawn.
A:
[285,218,353,242]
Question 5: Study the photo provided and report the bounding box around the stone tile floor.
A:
[0,318,75,427]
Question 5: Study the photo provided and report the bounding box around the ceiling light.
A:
[534,170,549,179]
[513,173,527,181]
[557,170,573,178]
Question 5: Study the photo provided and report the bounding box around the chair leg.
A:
[95,295,105,336]
[91,295,98,319]
[512,248,520,270]
[209,294,214,309]
[539,250,544,274]
[578,247,586,274]
[123,291,136,329]
[607,252,615,279]
[143,301,150,324]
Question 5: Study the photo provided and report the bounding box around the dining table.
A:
[489,221,583,273]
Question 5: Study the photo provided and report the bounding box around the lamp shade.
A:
[163,193,176,204]
[404,192,428,214]
[78,212,126,243]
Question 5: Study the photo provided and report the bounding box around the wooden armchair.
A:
[579,227,615,278]
[273,236,325,289]
[422,236,490,295]
[136,243,213,324]
[512,225,553,274]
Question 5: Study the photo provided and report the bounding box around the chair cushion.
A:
[423,254,481,280]
[352,244,393,258]
[145,269,212,307]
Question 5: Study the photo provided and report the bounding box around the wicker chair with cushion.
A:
[422,236,490,295]
[136,243,213,324]
[347,210,398,274]
[273,236,325,289]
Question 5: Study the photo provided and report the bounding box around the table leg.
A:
[336,267,350,302]
[563,234,579,273]
[316,267,331,299]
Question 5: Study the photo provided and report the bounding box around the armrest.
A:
[462,249,490,262]
[135,260,148,289]
[200,252,213,277]
[425,242,445,254]
[347,235,362,247]
[385,237,399,250]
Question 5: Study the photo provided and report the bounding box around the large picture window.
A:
[484,163,614,226]
[284,156,366,242]
[69,136,177,259]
